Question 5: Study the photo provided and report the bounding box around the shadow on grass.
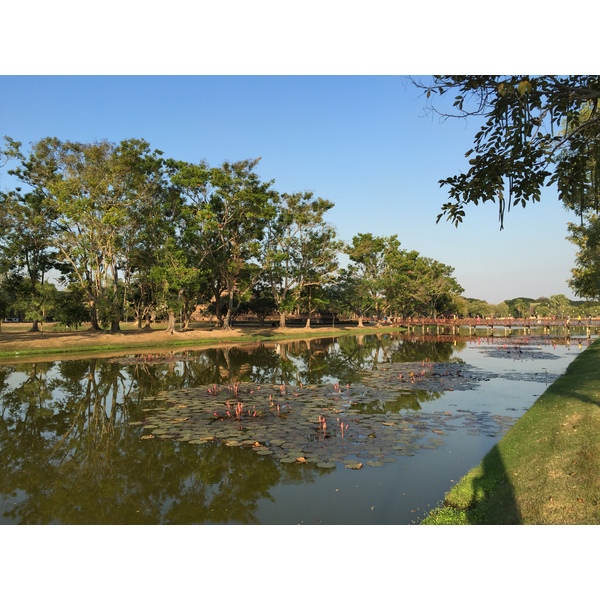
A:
[462,445,522,524]
[566,391,600,410]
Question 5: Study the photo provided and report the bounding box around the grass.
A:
[421,338,600,524]
[0,321,406,360]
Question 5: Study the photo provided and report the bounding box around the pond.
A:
[0,331,591,525]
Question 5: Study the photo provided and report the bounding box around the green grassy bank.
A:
[422,339,600,524]
[0,323,406,361]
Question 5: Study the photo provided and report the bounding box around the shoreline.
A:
[0,322,406,363]
[421,338,600,524]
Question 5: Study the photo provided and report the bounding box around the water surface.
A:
[0,332,589,524]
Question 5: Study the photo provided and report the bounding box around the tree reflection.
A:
[350,389,438,414]
[0,355,326,523]
[0,333,471,524]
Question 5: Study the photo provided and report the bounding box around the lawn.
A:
[422,338,600,524]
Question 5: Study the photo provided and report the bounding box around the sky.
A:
[1,3,594,308]
[0,74,582,304]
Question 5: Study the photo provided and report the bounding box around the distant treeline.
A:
[0,136,580,332]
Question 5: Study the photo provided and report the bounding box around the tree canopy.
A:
[0,134,495,328]
[416,76,600,229]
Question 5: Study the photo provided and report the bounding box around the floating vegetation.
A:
[357,360,482,393]
[478,344,561,362]
[134,360,519,471]
[345,461,363,470]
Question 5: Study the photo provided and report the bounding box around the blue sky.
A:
[0,74,580,303]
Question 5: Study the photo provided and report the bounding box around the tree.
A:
[170,158,277,329]
[1,155,59,332]
[344,233,399,324]
[511,298,532,318]
[149,237,197,334]
[549,294,572,317]
[246,283,277,325]
[113,139,175,329]
[406,256,464,318]
[332,268,373,326]
[466,298,492,318]
[262,192,341,328]
[567,215,600,301]
[7,137,169,332]
[54,285,90,329]
[382,248,427,318]
[452,295,469,317]
[492,301,511,318]
[9,280,58,336]
[415,76,600,229]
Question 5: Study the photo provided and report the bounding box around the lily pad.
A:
[345,462,363,470]
[136,356,512,471]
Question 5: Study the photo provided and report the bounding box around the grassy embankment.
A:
[422,338,600,525]
[0,321,405,361]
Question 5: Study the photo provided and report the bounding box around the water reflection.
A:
[0,332,590,524]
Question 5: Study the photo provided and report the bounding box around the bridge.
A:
[394,317,600,337]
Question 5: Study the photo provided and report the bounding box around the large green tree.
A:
[384,251,463,318]
[343,233,398,324]
[7,137,168,332]
[416,76,600,229]
[0,186,58,332]
[112,139,175,329]
[415,257,464,317]
[169,158,278,329]
[262,192,341,328]
[567,215,600,301]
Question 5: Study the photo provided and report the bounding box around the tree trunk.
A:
[214,296,223,327]
[279,311,287,328]
[305,316,311,328]
[89,303,101,331]
[29,319,40,333]
[357,315,364,327]
[110,261,121,333]
[223,310,231,329]
[222,287,235,330]
[166,310,176,334]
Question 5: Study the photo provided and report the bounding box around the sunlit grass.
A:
[0,322,406,359]
[422,339,600,525]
